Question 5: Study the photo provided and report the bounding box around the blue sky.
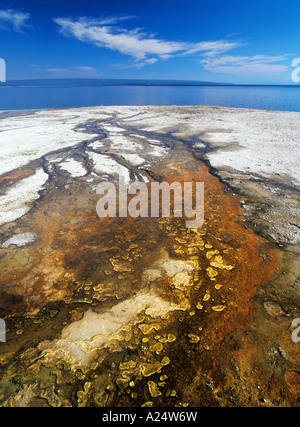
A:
[0,0,299,84]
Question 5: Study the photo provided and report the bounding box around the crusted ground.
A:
[0,106,299,407]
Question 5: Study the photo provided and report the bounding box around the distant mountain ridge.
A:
[0,78,233,87]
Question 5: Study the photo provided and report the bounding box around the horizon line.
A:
[0,78,298,87]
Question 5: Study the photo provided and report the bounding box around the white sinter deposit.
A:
[0,106,299,232]
[0,168,48,226]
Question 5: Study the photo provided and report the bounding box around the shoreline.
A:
[2,104,300,114]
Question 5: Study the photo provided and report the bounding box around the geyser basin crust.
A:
[0,106,299,407]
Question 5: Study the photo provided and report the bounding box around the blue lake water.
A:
[0,83,300,112]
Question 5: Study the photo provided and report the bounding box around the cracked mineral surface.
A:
[0,106,299,407]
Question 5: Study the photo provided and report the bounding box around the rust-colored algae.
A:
[154,160,279,347]
[0,120,285,408]
[0,169,34,193]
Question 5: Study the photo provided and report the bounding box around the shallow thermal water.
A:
[0,106,299,407]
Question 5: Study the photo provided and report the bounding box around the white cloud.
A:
[47,66,103,77]
[145,58,159,64]
[47,68,71,75]
[185,41,241,56]
[54,16,240,66]
[201,55,288,75]
[0,9,30,32]
[53,15,288,77]
[74,66,103,76]
[54,17,187,61]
